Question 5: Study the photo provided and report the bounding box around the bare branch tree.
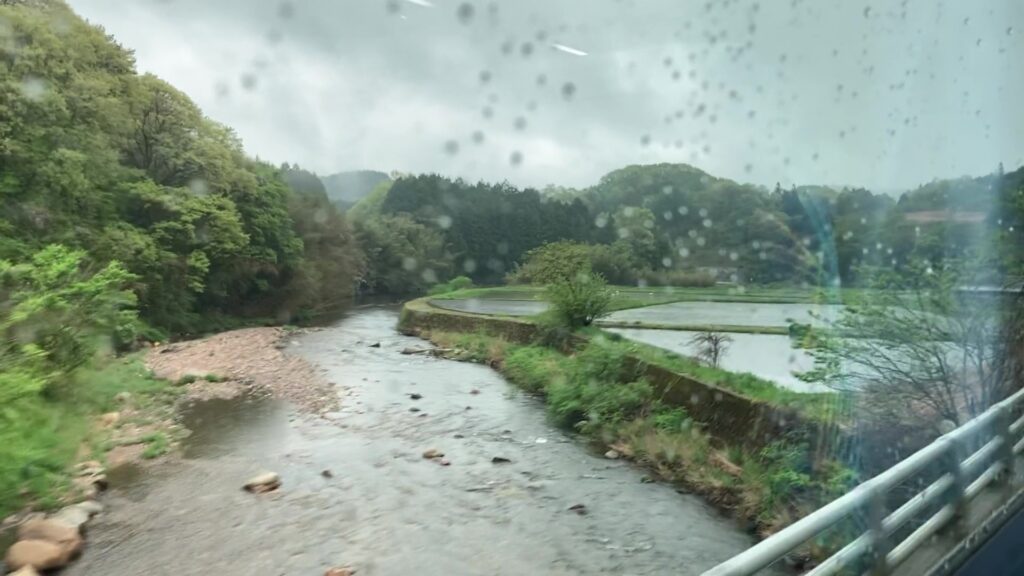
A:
[796,261,1022,435]
[689,331,733,368]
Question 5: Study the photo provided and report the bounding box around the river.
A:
[65,307,758,575]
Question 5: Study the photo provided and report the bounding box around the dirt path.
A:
[146,327,338,414]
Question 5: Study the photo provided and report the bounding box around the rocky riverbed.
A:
[52,307,759,575]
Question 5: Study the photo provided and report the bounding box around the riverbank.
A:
[416,328,852,546]
[63,307,761,575]
[2,326,334,572]
[399,299,854,556]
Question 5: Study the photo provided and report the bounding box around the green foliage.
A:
[501,345,567,393]
[141,432,170,459]
[354,214,450,295]
[0,353,172,517]
[1,245,139,398]
[0,2,362,333]
[428,275,474,296]
[507,241,591,285]
[652,407,692,432]
[547,272,613,329]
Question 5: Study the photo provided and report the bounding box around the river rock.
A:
[50,506,90,532]
[243,472,281,493]
[99,412,120,428]
[325,568,355,576]
[421,449,444,459]
[17,518,83,557]
[74,500,104,516]
[408,392,423,400]
[491,456,512,464]
[568,503,588,515]
[604,449,620,460]
[73,461,104,476]
[4,540,68,571]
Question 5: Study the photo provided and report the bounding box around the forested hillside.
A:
[350,163,1023,294]
[0,0,361,335]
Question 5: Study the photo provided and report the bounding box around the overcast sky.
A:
[69,0,1023,193]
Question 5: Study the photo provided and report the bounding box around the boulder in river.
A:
[17,518,83,558]
[491,456,512,464]
[243,472,281,493]
[368,342,381,348]
[99,411,120,428]
[604,449,620,460]
[4,539,69,571]
[50,506,90,532]
[74,500,104,517]
[421,449,444,459]
[408,392,423,400]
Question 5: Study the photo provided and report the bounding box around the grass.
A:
[141,432,170,459]
[422,328,856,541]
[0,353,176,517]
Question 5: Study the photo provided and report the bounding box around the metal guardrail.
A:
[702,387,1024,576]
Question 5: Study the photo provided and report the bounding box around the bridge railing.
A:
[702,386,1024,576]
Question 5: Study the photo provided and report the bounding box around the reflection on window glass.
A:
[0,0,1021,574]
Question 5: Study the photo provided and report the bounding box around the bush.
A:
[507,241,591,285]
[547,272,613,329]
[508,241,640,286]
[427,275,475,296]
[502,346,566,393]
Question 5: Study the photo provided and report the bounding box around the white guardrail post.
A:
[701,387,1024,576]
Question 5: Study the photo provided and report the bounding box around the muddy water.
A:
[66,307,759,576]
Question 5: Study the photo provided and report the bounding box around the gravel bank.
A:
[145,327,338,414]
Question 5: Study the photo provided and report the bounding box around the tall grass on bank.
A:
[0,355,174,517]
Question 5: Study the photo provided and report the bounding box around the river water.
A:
[65,307,758,575]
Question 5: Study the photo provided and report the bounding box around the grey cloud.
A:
[71,0,1024,192]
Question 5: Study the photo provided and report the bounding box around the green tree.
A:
[547,272,613,329]
[1,245,138,398]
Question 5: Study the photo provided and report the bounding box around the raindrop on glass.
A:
[456,2,475,24]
